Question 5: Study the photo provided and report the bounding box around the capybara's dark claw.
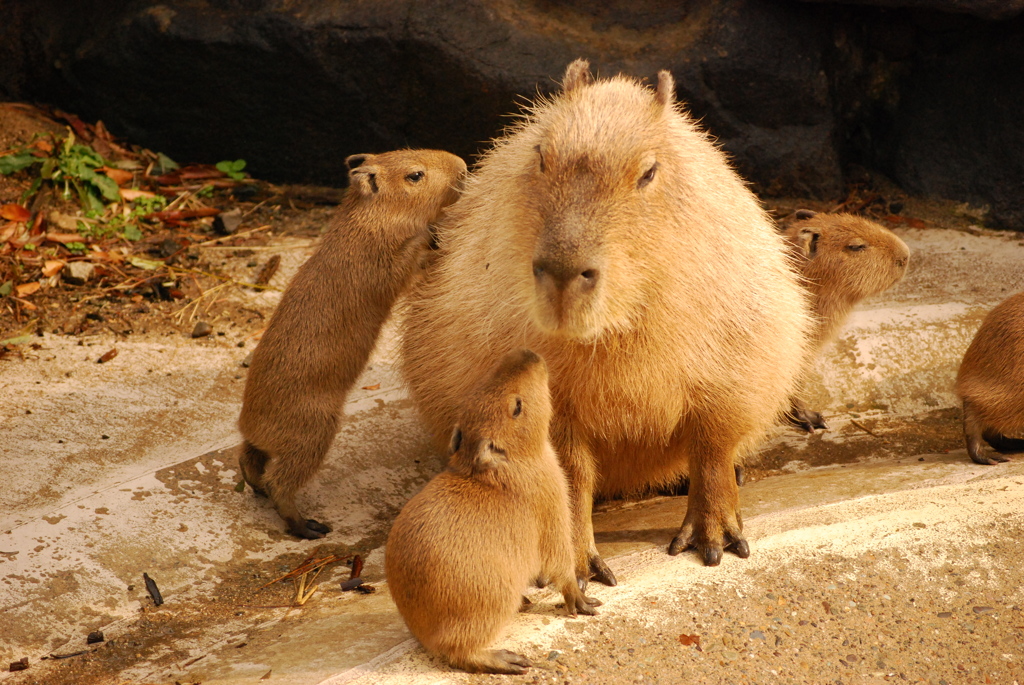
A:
[306,519,331,534]
[730,538,750,558]
[590,555,617,587]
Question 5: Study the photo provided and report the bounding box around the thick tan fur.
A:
[400,60,812,577]
[955,291,1024,465]
[238,149,466,538]
[781,211,910,431]
[386,350,597,675]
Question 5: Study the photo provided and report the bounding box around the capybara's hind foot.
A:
[669,509,749,566]
[286,518,332,540]
[454,649,532,674]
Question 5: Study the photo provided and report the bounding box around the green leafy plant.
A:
[0,132,174,244]
[216,159,247,181]
[1,131,119,211]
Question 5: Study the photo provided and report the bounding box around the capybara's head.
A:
[447,349,552,476]
[516,59,683,340]
[785,211,911,304]
[344,149,467,226]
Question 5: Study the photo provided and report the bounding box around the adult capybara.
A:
[238,149,467,538]
[955,291,1024,465]
[781,210,910,432]
[400,60,811,582]
[386,349,597,674]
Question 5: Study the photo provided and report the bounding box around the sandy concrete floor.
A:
[1,226,1023,684]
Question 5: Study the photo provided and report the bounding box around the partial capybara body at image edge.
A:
[401,60,812,579]
[956,291,1024,465]
[238,149,467,539]
[781,210,910,432]
[386,349,597,674]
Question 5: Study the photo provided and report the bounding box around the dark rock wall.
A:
[1,0,1021,228]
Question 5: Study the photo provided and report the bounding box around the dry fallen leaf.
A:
[97,348,118,364]
[678,634,701,647]
[45,232,87,244]
[98,166,133,186]
[120,188,158,201]
[0,204,31,223]
[361,383,381,391]
[42,260,65,278]
[15,282,41,297]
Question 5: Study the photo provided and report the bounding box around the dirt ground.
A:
[2,104,1023,685]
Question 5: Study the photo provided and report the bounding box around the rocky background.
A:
[1,0,1021,229]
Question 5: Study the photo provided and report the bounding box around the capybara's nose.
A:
[895,256,909,269]
[533,259,600,292]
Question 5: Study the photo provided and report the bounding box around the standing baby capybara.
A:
[956,291,1024,465]
[400,60,811,581]
[781,210,911,432]
[386,349,598,674]
[238,149,467,538]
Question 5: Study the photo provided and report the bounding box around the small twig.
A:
[192,225,271,248]
[241,198,273,219]
[293,563,326,605]
[172,281,230,325]
[850,418,882,438]
[237,604,302,609]
[167,264,280,291]
[258,552,349,590]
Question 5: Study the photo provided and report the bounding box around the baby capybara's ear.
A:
[562,59,593,93]
[655,69,675,108]
[345,153,371,171]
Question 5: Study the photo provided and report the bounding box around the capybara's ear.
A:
[655,70,675,108]
[448,427,463,456]
[349,168,379,195]
[795,228,821,258]
[345,153,371,171]
[794,209,818,221]
[562,59,593,93]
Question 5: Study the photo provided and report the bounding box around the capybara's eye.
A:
[406,171,425,183]
[638,162,658,189]
[449,427,463,453]
[533,145,545,173]
[513,397,522,418]
[845,243,867,252]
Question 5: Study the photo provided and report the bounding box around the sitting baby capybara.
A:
[781,210,911,432]
[956,291,1024,465]
[238,149,466,538]
[386,349,597,674]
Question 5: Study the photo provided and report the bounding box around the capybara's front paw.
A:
[288,518,331,539]
[487,650,532,674]
[570,594,601,617]
[668,508,748,566]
